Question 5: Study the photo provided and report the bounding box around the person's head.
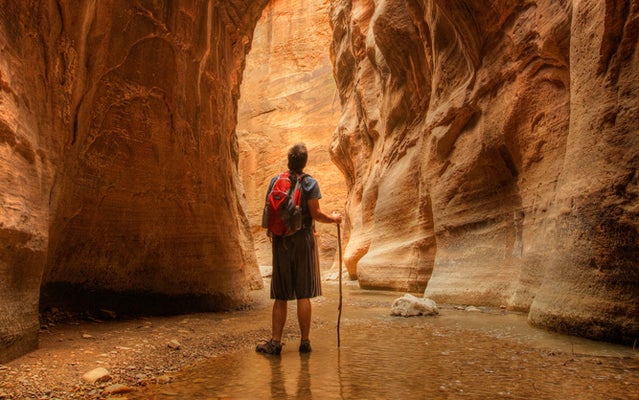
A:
[287,143,308,173]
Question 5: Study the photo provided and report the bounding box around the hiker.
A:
[256,142,342,355]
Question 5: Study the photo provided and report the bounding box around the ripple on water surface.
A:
[131,285,639,399]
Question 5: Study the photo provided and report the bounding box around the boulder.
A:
[391,294,438,317]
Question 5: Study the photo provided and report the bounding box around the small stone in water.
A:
[103,383,134,394]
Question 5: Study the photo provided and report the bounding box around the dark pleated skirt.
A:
[270,228,322,300]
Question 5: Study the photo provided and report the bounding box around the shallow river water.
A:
[132,281,639,399]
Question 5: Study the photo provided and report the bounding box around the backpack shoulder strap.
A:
[296,173,310,214]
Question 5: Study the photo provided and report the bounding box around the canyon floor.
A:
[1,279,638,399]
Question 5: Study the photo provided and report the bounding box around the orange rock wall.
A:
[0,2,54,362]
[0,0,268,362]
[329,0,638,343]
[1,0,637,363]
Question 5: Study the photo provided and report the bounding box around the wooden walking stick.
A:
[337,223,343,348]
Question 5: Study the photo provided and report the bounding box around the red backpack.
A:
[262,171,308,236]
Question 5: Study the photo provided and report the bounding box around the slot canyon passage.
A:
[0,0,638,398]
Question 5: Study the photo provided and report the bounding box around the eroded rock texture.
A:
[237,0,346,269]
[0,0,267,362]
[0,2,53,362]
[329,0,638,343]
[1,0,637,365]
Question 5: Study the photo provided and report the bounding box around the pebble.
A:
[81,367,112,384]
[103,383,134,395]
[168,339,181,350]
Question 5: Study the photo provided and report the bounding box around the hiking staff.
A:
[337,222,343,348]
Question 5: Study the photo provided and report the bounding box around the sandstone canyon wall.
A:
[0,0,637,365]
[0,1,54,363]
[329,0,638,343]
[0,0,267,362]
[237,0,346,270]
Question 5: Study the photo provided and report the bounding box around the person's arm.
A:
[308,198,342,224]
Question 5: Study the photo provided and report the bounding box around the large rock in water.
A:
[329,0,638,343]
[0,1,267,362]
[390,294,438,317]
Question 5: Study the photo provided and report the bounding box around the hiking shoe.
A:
[299,340,312,353]
[256,339,282,355]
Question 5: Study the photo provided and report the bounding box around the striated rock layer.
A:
[329,0,638,343]
[0,0,268,362]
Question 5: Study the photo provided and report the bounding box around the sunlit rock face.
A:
[237,0,346,269]
[0,0,267,362]
[329,0,638,343]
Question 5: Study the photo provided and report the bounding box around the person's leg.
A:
[272,299,287,341]
[297,298,311,341]
[257,299,287,355]
[297,298,312,353]
[258,236,292,355]
[270,236,291,343]
[293,230,318,353]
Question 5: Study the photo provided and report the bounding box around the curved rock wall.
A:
[529,0,639,344]
[0,1,54,362]
[0,0,268,362]
[1,0,636,363]
[329,0,638,343]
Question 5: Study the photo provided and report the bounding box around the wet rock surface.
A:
[390,293,438,317]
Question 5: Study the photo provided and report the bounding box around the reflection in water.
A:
[137,323,639,399]
[269,354,312,399]
[131,284,639,399]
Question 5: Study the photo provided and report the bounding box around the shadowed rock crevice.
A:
[39,283,249,317]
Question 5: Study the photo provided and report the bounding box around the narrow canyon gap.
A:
[236,0,346,271]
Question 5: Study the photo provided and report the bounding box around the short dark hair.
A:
[287,143,308,173]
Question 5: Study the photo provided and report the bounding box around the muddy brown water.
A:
[132,280,639,399]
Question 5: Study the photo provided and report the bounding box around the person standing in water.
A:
[256,143,342,355]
